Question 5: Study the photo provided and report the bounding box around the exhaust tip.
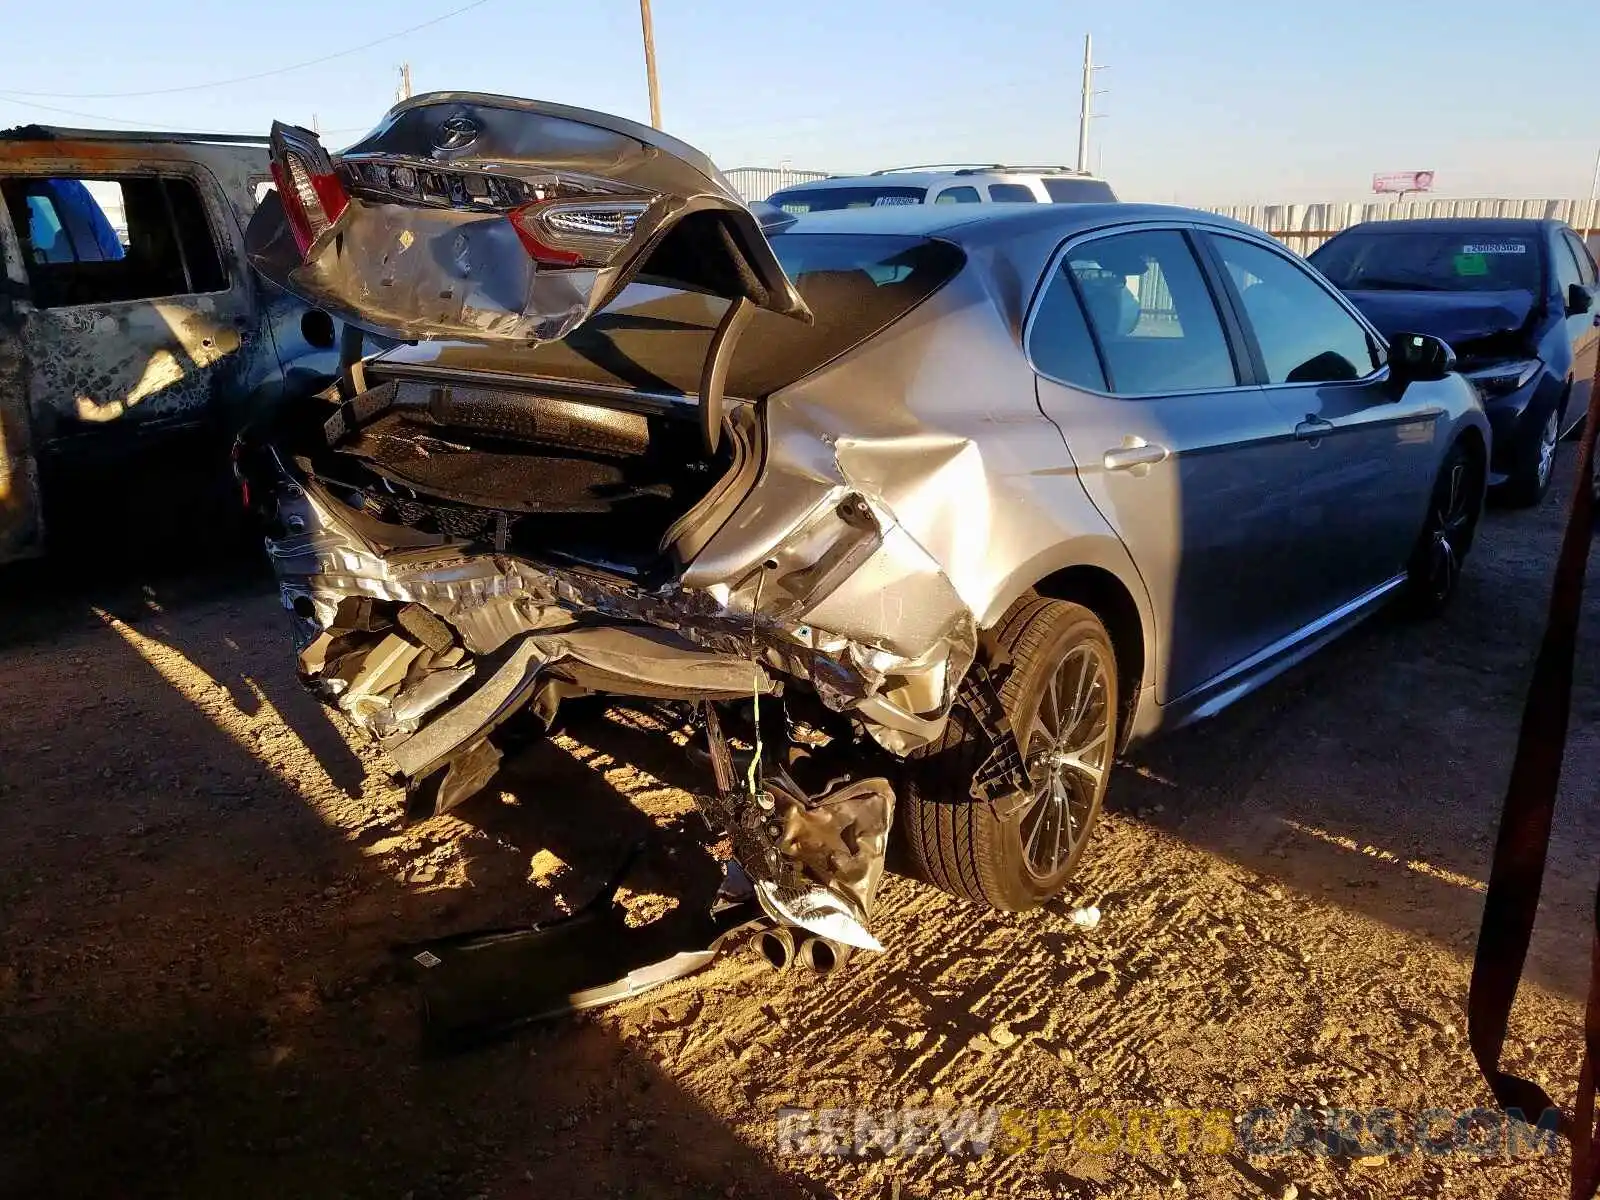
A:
[758,926,796,972]
[796,934,851,975]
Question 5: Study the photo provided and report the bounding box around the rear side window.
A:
[988,184,1037,203]
[517,233,967,398]
[1043,178,1117,203]
[1209,235,1381,384]
[767,186,926,213]
[1064,230,1237,394]
[934,186,980,204]
[0,175,226,308]
[1029,266,1107,391]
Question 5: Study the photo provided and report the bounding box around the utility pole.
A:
[639,0,662,128]
[1076,35,1106,174]
[397,63,413,103]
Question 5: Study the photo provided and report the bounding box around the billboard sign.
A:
[1372,170,1436,194]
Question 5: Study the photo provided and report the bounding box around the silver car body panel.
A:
[246,170,1490,943]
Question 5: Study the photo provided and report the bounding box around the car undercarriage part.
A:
[399,847,767,1049]
[691,697,894,951]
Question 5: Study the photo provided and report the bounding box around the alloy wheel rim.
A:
[1538,411,1558,488]
[1020,644,1111,879]
[1428,458,1472,601]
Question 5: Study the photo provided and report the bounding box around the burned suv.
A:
[239,94,1488,951]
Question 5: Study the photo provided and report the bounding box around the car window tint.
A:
[934,186,980,204]
[987,183,1037,203]
[1553,233,1584,293]
[1210,235,1379,384]
[1029,264,1107,391]
[1042,178,1117,203]
[1566,231,1598,286]
[1064,230,1236,394]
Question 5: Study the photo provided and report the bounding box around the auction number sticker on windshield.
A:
[1461,243,1527,254]
[873,195,920,206]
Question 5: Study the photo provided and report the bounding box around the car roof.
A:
[774,201,1266,245]
[1333,217,1558,236]
[773,170,1107,192]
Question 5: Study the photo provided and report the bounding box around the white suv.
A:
[766,164,1117,211]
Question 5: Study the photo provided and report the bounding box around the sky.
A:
[2,0,1598,205]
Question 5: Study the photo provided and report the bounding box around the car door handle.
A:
[1295,416,1335,441]
[1103,441,1170,471]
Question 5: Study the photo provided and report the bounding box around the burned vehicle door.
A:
[0,166,253,457]
[0,200,42,561]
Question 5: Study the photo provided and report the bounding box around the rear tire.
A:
[900,597,1117,911]
[1404,440,1482,616]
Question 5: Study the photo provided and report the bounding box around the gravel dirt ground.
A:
[1,455,1595,1200]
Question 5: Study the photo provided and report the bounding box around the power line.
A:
[0,91,367,137]
[0,0,494,100]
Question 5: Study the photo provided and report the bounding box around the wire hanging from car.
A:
[746,567,768,804]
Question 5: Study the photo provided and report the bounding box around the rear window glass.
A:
[1309,230,1543,293]
[768,186,925,213]
[987,184,1038,203]
[507,234,965,398]
[1043,178,1116,203]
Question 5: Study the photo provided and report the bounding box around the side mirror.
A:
[1567,283,1594,317]
[1388,331,1456,384]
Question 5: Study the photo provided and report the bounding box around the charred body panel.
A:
[0,126,344,562]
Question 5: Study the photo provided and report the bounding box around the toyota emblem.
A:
[434,114,482,152]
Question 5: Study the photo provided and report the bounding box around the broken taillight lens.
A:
[509,199,650,268]
[269,121,349,256]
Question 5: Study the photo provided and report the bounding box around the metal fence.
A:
[724,166,829,203]
[1205,197,1600,256]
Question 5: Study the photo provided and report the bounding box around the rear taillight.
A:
[269,121,348,256]
[509,199,649,268]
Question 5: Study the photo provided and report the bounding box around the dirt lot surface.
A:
[1,456,1596,1200]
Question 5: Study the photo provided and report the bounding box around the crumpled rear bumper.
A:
[242,437,979,945]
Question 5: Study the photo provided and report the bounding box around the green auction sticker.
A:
[1453,252,1488,276]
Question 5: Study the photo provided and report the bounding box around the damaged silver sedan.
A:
[238,93,1491,952]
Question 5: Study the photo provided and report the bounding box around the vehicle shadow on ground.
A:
[1101,463,1600,1003]
[0,485,371,800]
[0,538,817,1200]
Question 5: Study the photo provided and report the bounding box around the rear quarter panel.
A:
[686,242,1158,685]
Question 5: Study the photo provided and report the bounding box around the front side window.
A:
[1063,229,1237,394]
[987,183,1037,203]
[1563,230,1597,286]
[1553,233,1586,292]
[934,186,980,205]
[0,175,226,309]
[1210,235,1380,384]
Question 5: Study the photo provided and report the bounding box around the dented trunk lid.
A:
[244,92,810,349]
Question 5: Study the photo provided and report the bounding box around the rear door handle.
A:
[1103,441,1170,472]
[1295,416,1335,442]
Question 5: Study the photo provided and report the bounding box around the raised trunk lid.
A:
[244,93,811,349]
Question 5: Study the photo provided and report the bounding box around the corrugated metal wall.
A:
[724,166,830,203]
[1205,197,1600,255]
